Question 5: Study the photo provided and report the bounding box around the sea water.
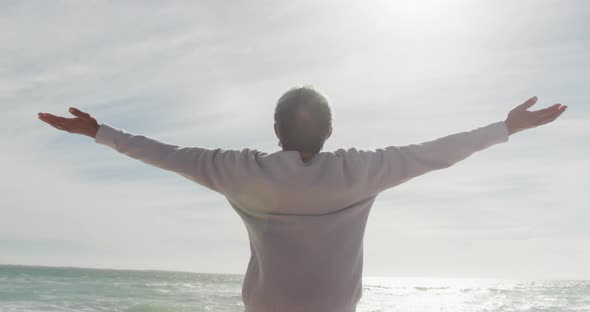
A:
[0,264,589,312]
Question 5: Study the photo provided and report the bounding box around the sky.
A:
[1,0,589,280]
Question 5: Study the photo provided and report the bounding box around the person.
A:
[37,85,567,312]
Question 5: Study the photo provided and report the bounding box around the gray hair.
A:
[274,85,333,154]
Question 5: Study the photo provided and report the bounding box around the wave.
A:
[124,302,187,312]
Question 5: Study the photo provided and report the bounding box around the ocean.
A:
[0,264,588,312]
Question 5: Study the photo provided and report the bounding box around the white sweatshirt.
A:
[94,120,510,312]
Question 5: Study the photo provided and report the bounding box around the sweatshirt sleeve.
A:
[350,120,510,194]
[94,123,250,195]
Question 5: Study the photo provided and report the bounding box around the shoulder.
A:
[207,148,268,165]
[323,148,371,168]
[332,147,377,159]
[214,148,266,156]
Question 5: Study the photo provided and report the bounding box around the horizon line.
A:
[1,263,586,282]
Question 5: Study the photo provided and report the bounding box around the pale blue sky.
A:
[1,0,589,279]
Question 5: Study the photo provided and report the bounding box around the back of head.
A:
[274,85,333,155]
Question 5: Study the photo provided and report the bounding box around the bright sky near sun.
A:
[1,0,589,279]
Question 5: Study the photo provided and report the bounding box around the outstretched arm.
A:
[37,107,247,194]
[354,97,568,193]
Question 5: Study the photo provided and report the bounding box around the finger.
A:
[39,112,58,119]
[39,113,64,122]
[43,114,71,124]
[533,106,567,126]
[516,96,538,111]
[534,105,563,120]
[532,103,561,116]
[54,123,66,131]
[41,117,67,131]
[38,114,57,124]
[69,107,91,119]
[38,114,72,130]
[53,119,75,132]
